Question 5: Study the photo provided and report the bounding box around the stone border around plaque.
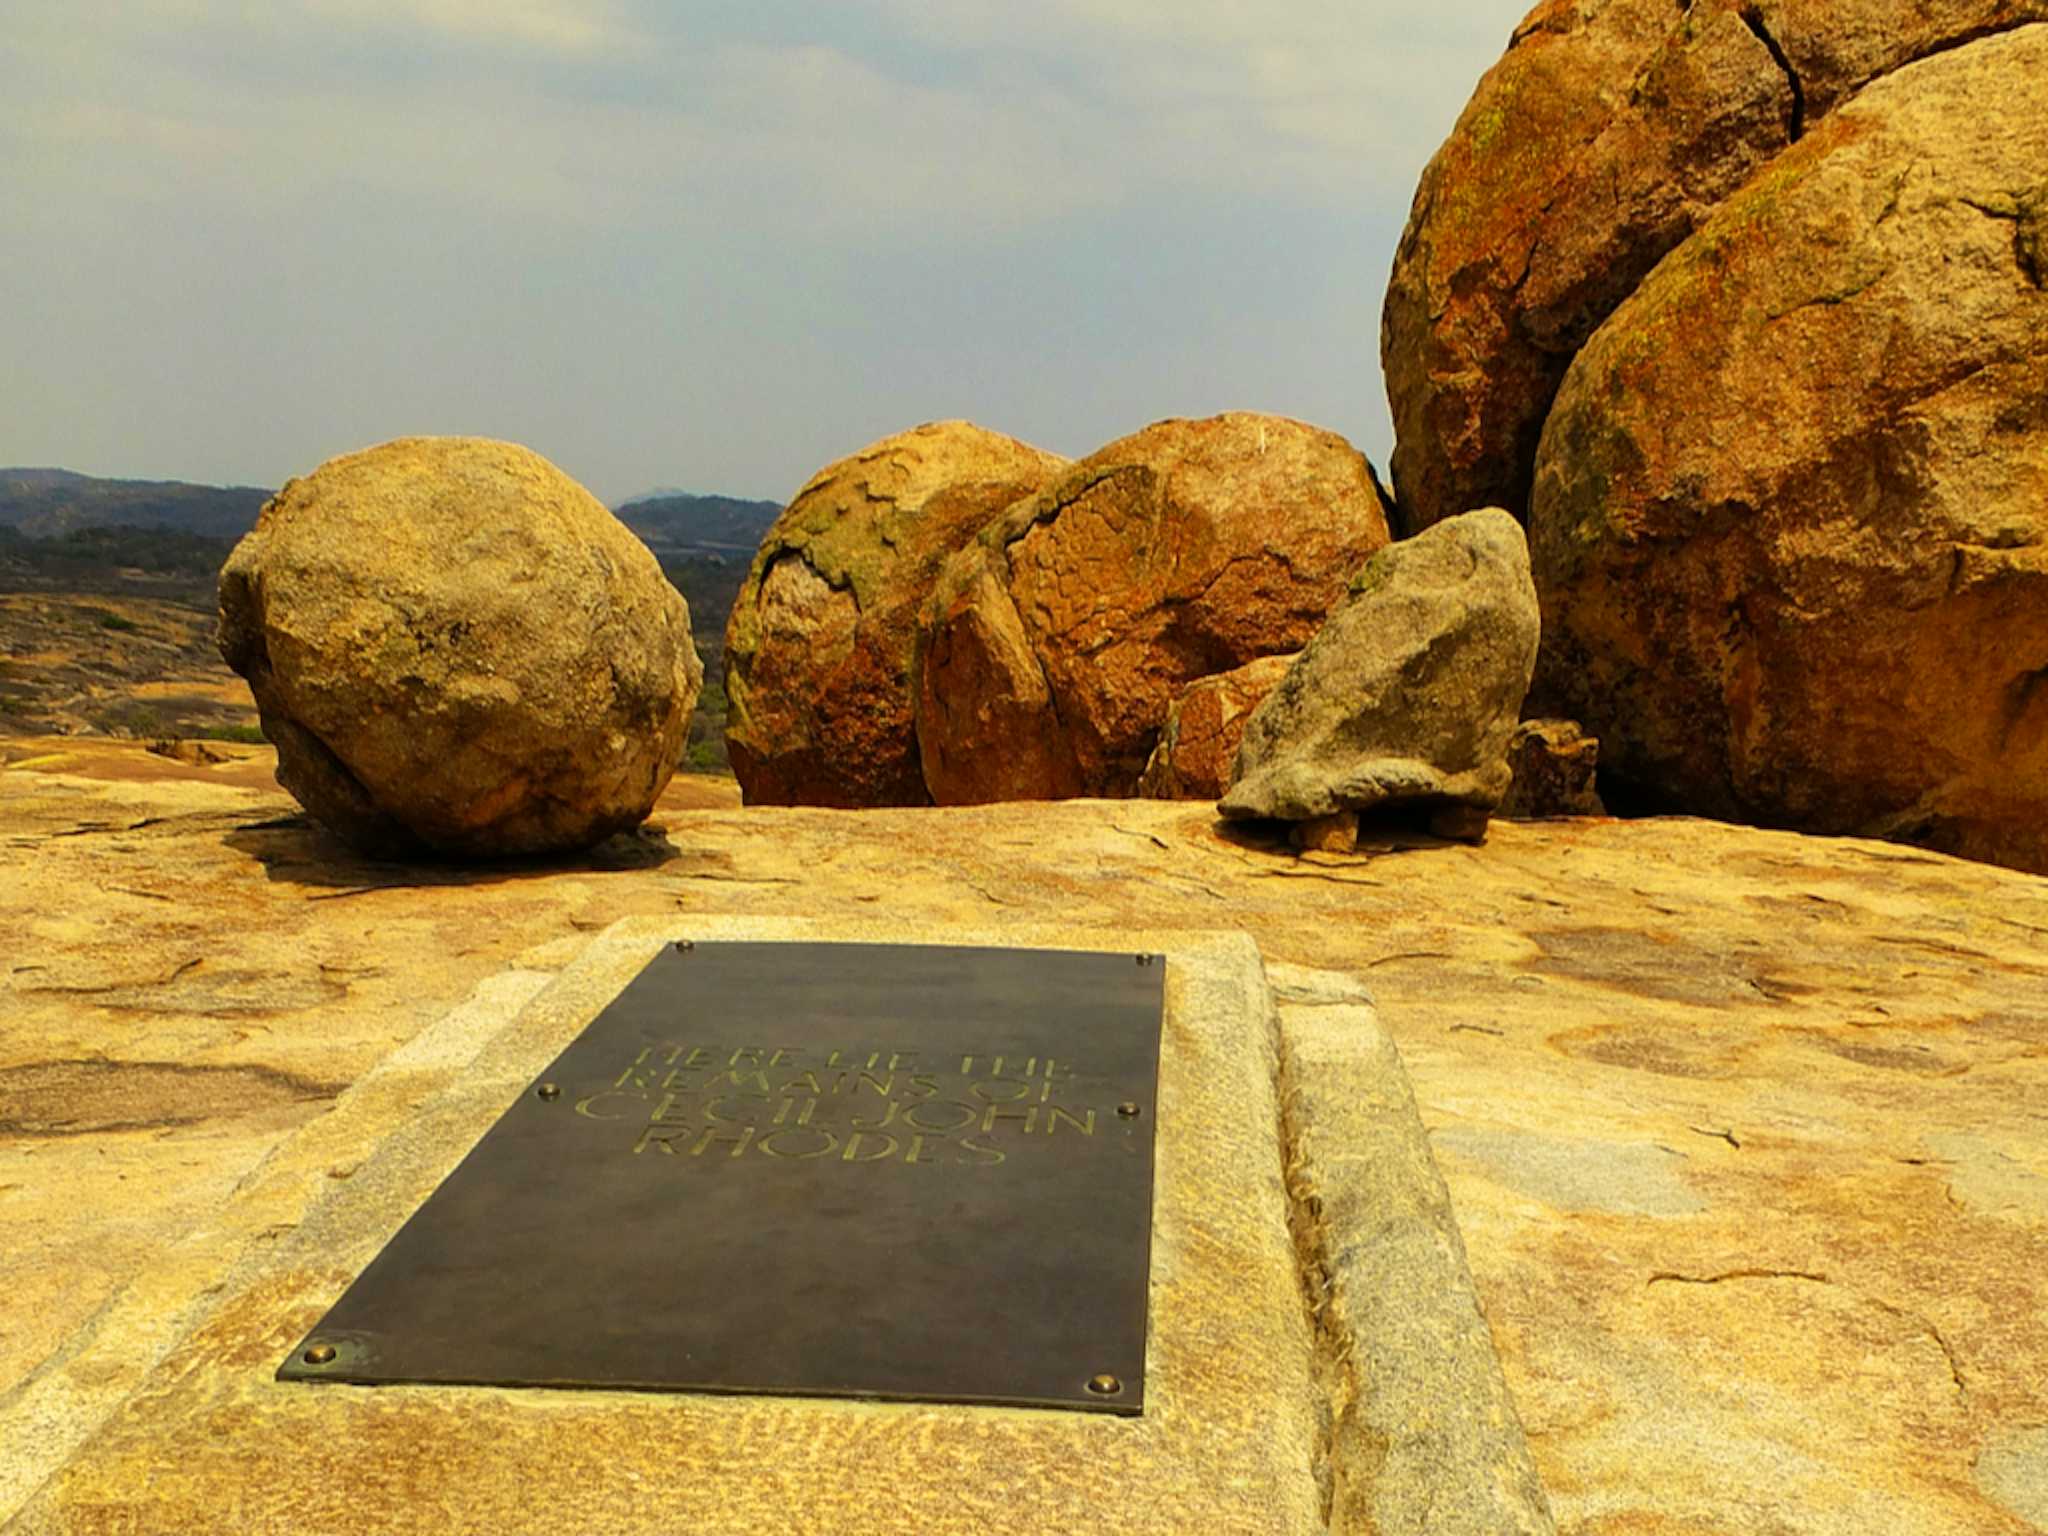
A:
[1266,962,1559,1536]
[9,918,1333,1535]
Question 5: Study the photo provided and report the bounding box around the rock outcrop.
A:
[1499,718,1605,820]
[14,734,2048,1536]
[1221,509,1540,834]
[1382,0,2048,534]
[1529,27,2048,873]
[217,437,700,857]
[1138,654,1295,801]
[915,413,1393,803]
[722,422,1067,807]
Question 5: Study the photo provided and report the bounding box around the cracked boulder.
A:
[217,437,701,858]
[914,413,1393,803]
[1138,654,1296,801]
[1220,508,1540,832]
[722,422,1066,806]
[1382,0,2048,535]
[1530,26,2048,873]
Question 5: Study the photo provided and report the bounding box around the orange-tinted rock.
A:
[1499,718,1605,820]
[1382,0,2048,535]
[1138,655,1295,801]
[914,561,1086,803]
[1530,27,2048,873]
[916,414,1393,803]
[722,422,1067,807]
[1289,810,1361,853]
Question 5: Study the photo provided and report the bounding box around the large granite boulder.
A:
[1382,0,2048,534]
[217,437,701,857]
[1138,654,1296,801]
[722,422,1066,807]
[1221,509,1540,832]
[915,413,1393,803]
[1530,26,2048,873]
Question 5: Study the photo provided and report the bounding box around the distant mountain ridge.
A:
[0,469,270,540]
[0,469,785,559]
[612,492,782,554]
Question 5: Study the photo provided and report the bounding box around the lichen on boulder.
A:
[1381,0,2048,534]
[721,422,1068,807]
[1529,25,2048,872]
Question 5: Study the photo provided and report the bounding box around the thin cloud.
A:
[1,1,1529,230]
[861,0,1528,196]
[301,0,629,53]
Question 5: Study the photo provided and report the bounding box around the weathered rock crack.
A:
[1740,6,1807,141]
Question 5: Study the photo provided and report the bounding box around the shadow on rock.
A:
[222,814,683,890]
[1208,806,1478,859]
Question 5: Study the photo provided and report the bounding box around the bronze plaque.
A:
[279,941,1164,1413]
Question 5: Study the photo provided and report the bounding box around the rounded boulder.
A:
[915,413,1394,803]
[722,422,1068,807]
[1529,27,2048,872]
[217,437,702,857]
[1382,0,2047,534]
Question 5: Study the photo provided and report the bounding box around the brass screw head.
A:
[1117,1102,1140,1119]
[303,1343,337,1365]
[674,939,695,952]
[1135,953,1153,966]
[1086,1372,1122,1395]
[537,1083,561,1101]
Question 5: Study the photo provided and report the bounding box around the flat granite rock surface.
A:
[5,736,2048,1534]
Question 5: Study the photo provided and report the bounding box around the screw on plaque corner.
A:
[674,939,695,953]
[1086,1372,1123,1396]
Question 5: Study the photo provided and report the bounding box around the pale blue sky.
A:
[1,1,1528,505]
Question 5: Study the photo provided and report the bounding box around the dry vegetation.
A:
[0,592,260,741]
[0,528,735,765]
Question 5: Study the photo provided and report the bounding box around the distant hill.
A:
[0,469,271,540]
[614,492,781,556]
[0,470,785,565]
